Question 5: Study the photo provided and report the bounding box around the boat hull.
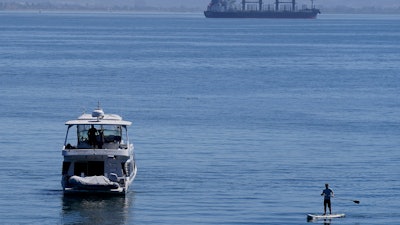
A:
[204,9,320,19]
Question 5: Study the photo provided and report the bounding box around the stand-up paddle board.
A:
[307,213,345,221]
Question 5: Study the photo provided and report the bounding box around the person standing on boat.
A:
[321,183,334,215]
[88,125,98,148]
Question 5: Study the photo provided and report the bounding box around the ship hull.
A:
[204,9,320,19]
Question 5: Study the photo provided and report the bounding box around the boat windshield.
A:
[64,124,129,149]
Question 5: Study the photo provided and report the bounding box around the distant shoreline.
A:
[0,3,399,14]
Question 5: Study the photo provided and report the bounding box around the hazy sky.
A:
[4,0,398,9]
[136,0,400,8]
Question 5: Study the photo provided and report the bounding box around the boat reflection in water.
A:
[61,194,133,224]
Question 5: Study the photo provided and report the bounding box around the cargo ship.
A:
[204,0,321,19]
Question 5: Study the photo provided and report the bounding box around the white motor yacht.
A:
[61,107,137,194]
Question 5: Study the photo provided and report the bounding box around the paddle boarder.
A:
[321,183,334,215]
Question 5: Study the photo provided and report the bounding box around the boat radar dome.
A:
[92,108,104,120]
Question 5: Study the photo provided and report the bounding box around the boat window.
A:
[77,125,93,149]
[102,125,122,143]
[64,124,128,149]
[64,125,78,149]
[120,126,129,148]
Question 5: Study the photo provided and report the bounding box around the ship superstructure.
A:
[205,0,321,19]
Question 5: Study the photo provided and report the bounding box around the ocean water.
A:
[0,12,399,224]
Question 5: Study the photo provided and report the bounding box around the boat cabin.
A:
[63,111,132,150]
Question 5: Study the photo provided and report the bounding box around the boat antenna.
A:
[92,101,104,121]
[311,0,314,9]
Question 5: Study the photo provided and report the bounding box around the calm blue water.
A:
[0,12,399,224]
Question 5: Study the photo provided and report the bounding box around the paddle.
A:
[336,198,360,204]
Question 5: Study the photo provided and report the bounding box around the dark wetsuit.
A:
[322,188,334,214]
